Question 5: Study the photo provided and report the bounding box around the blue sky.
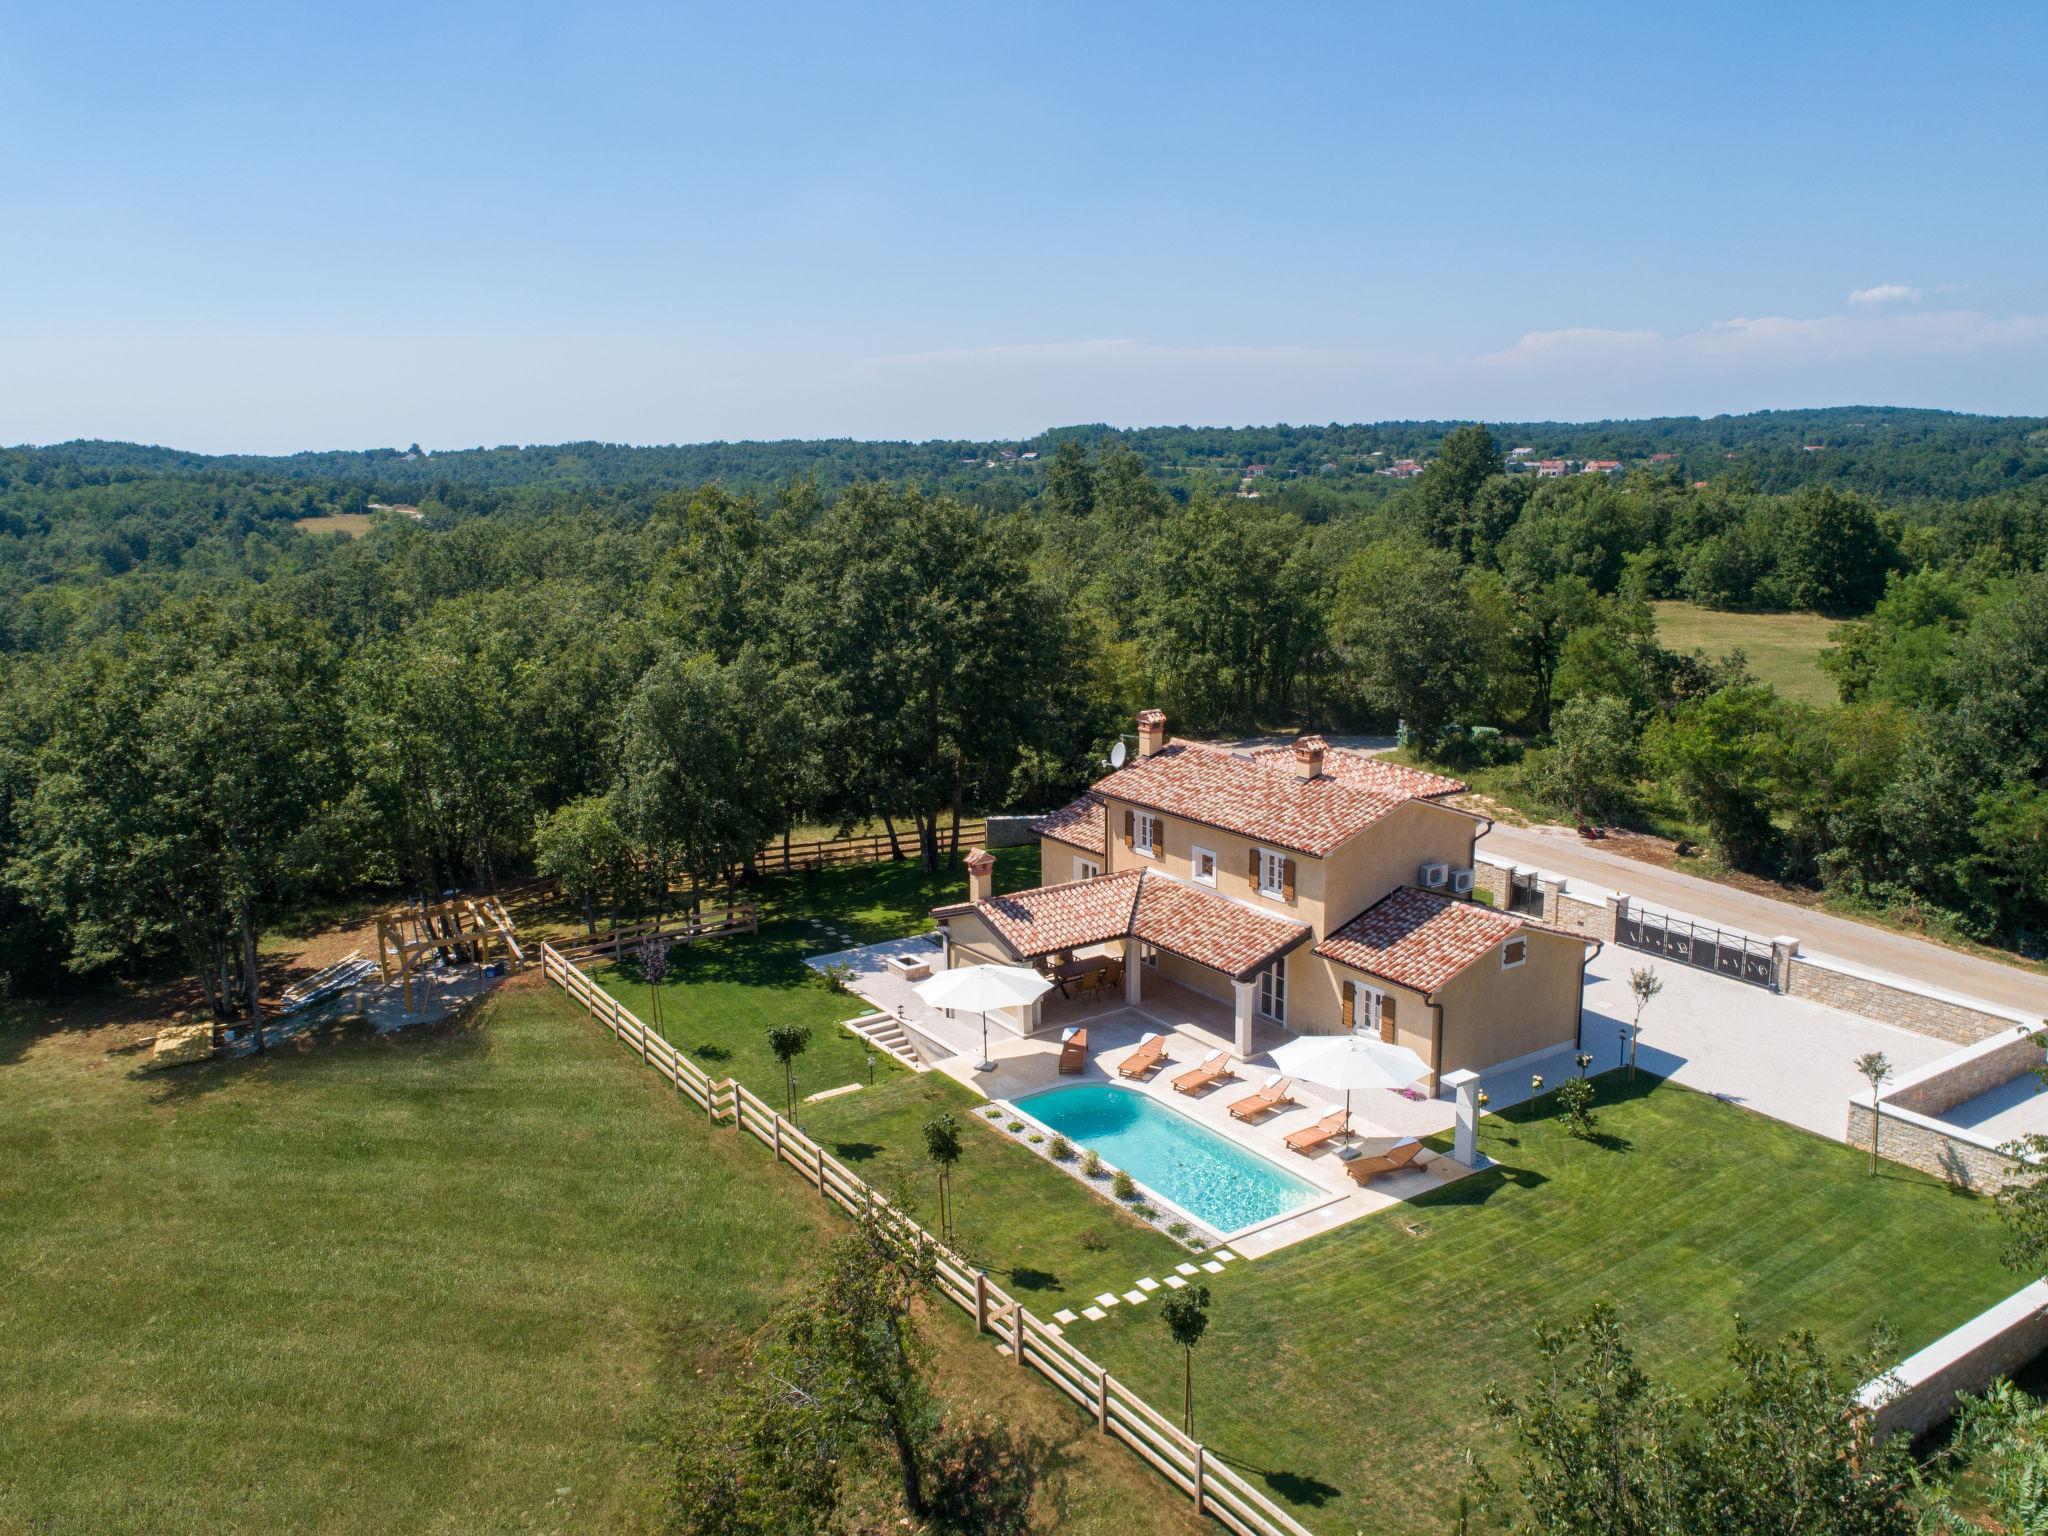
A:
[3,1,2045,452]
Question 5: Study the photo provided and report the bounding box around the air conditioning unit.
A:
[1418,861,1449,889]
[1451,868,1475,896]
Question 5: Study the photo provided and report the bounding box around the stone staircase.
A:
[844,1012,928,1072]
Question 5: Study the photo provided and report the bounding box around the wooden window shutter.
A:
[1123,808,1134,848]
[1248,847,1262,883]
[1379,991,1397,1044]
[1340,982,1354,1032]
[1282,858,1297,902]
[1156,821,1166,857]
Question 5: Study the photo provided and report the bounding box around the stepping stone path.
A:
[1093,1292,1120,1308]
[1175,1262,1199,1276]
[1121,1290,1147,1305]
[1044,1323,1064,1338]
[1053,1309,1078,1325]
[1164,1275,1188,1289]
[1136,1277,1159,1291]
[1215,1249,1238,1262]
[1200,1261,1225,1274]
[1081,1305,1107,1321]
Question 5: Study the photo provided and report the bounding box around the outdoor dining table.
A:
[1048,957,1103,997]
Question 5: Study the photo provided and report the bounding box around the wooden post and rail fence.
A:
[538,939,1315,1536]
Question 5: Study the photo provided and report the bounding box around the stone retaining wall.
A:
[1888,1027,2045,1118]
[1787,955,2024,1045]
[984,814,1045,849]
[1846,1099,2029,1191]
[1860,1280,2048,1441]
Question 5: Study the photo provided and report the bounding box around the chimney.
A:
[965,847,996,903]
[1136,708,1168,758]
[1293,734,1328,782]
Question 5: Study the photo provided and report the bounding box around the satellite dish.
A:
[1109,739,1128,768]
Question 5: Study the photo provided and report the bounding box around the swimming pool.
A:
[1017,1082,1323,1234]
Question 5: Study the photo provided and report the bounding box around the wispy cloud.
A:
[1849,283,1923,306]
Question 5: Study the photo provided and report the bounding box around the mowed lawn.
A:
[1652,599,1843,706]
[0,978,1202,1536]
[1083,1074,2020,1536]
[585,847,1189,1313]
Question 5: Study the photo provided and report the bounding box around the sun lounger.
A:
[1283,1108,1350,1154]
[1117,1032,1167,1079]
[1058,1027,1088,1075]
[1171,1049,1231,1094]
[1227,1075,1295,1121]
[1344,1138,1423,1186]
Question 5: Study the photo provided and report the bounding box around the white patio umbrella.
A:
[1268,1033,1431,1131]
[915,963,1052,1073]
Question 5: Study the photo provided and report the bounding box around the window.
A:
[1256,958,1287,1022]
[1141,943,1158,970]
[1347,982,1397,1043]
[1134,812,1160,857]
[1074,857,1101,881]
[1191,845,1216,886]
[1257,848,1290,900]
[1502,937,1528,970]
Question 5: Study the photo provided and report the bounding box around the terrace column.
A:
[1232,978,1255,1058]
[1444,1068,1483,1168]
[1125,937,1143,1004]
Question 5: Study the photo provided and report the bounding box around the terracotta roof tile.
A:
[1315,887,1563,992]
[1031,791,1107,856]
[933,869,1308,981]
[1131,874,1310,980]
[1095,742,1463,857]
[941,870,1141,960]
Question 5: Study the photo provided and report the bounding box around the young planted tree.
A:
[768,1023,810,1119]
[1856,1051,1893,1174]
[1554,1077,1597,1140]
[1626,965,1663,1082]
[1159,1282,1212,1435]
[636,934,671,1035]
[922,1111,963,1243]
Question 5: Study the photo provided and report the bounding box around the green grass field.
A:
[1652,600,1843,706]
[585,846,1188,1314]
[0,980,1200,1535]
[1082,1074,2019,1534]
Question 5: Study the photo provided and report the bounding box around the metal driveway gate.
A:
[1615,903,1776,989]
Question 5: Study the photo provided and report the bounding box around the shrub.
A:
[1131,1201,1155,1219]
[1556,1076,1598,1139]
[819,961,855,994]
[1079,1228,1109,1252]
[1166,1221,1190,1240]
[1081,1149,1105,1178]
[983,1106,1003,1119]
[1027,1133,1043,1145]
[1048,1134,1074,1161]
[1005,1120,1024,1133]
[1112,1170,1138,1201]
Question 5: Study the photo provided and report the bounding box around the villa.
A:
[932,710,1599,1092]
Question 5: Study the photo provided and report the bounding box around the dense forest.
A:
[5,406,2048,1008]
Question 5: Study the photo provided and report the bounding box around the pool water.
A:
[1018,1082,1322,1234]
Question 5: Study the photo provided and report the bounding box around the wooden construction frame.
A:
[375,896,525,1015]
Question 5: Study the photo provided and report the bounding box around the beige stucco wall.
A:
[1099,792,1477,943]
[1038,837,1103,887]
[1320,801,1479,938]
[1434,927,1588,1079]
[936,910,1011,967]
[1101,794,1324,932]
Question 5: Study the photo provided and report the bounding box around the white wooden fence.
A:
[539,941,1317,1536]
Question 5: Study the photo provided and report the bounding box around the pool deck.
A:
[807,935,1482,1256]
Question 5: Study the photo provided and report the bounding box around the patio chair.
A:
[1116,1032,1167,1079]
[1283,1108,1350,1155]
[1171,1049,1232,1095]
[1078,966,1109,1000]
[1058,1027,1089,1075]
[1344,1138,1423,1186]
[1227,1075,1296,1122]
[1100,958,1125,997]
